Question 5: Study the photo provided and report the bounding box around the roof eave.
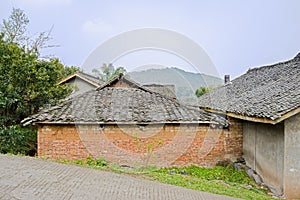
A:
[201,106,300,125]
[32,120,225,126]
[226,112,277,124]
[272,106,300,124]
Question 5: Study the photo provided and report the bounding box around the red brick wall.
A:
[38,118,242,167]
[37,125,90,160]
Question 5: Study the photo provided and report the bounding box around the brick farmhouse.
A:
[23,74,243,167]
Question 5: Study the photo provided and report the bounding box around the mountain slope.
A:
[128,67,222,104]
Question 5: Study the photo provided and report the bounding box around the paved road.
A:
[0,154,239,200]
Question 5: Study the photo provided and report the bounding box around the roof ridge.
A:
[247,53,299,73]
[96,73,135,90]
[294,52,300,61]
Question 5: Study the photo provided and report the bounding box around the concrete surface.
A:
[0,154,239,200]
[284,112,300,199]
[243,121,284,195]
[67,78,96,97]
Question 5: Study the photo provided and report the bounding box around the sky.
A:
[0,0,300,79]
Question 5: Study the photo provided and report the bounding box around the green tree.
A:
[0,8,78,126]
[61,65,82,78]
[195,86,212,97]
[0,8,77,155]
[92,63,127,81]
[0,35,72,126]
[0,125,37,156]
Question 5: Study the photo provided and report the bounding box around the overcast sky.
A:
[1,0,299,79]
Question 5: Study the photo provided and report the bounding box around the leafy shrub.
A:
[0,125,37,156]
[195,86,212,97]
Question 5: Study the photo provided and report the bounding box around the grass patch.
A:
[57,156,108,170]
[148,166,274,200]
[156,165,253,184]
[56,157,276,200]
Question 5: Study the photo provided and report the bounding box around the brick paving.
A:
[0,154,239,200]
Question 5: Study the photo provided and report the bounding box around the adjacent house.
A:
[57,71,104,97]
[22,74,243,167]
[198,53,300,199]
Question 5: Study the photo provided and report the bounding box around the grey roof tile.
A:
[198,53,300,120]
[143,84,176,99]
[22,74,227,126]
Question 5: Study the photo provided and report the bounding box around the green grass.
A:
[156,165,253,184]
[146,167,274,200]
[56,157,276,200]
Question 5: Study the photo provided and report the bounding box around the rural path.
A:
[0,154,239,200]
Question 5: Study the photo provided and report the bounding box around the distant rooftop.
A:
[57,71,104,87]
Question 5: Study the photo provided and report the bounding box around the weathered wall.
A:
[67,78,96,97]
[284,112,300,199]
[38,119,242,167]
[37,125,90,160]
[243,121,284,195]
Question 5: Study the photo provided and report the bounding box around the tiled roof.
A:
[22,74,227,126]
[198,53,300,121]
[143,84,177,99]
